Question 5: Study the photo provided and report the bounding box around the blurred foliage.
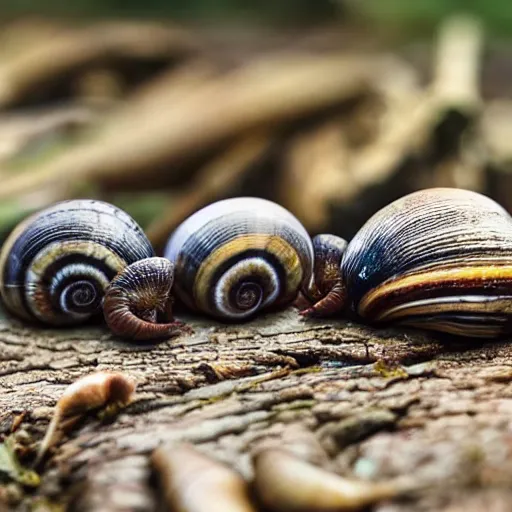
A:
[357,0,512,37]
[0,0,338,24]
[113,192,172,229]
[2,0,512,38]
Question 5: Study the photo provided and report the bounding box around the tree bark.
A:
[2,305,512,511]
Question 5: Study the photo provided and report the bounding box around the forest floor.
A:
[3,305,512,511]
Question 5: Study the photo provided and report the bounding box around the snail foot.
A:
[299,283,346,318]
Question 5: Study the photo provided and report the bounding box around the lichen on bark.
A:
[1,306,512,511]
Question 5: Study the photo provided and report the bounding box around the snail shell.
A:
[300,234,347,317]
[307,188,512,337]
[0,200,154,326]
[164,197,314,320]
[104,257,191,341]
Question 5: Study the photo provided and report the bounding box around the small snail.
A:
[152,444,256,512]
[300,233,347,317]
[253,448,417,511]
[0,200,188,340]
[164,197,315,320]
[35,371,136,465]
[301,188,512,338]
[104,257,190,340]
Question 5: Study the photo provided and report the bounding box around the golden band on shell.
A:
[0,200,189,341]
[4,188,512,340]
[164,197,315,321]
[302,187,512,338]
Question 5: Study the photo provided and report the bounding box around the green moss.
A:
[0,437,40,488]
[30,498,66,512]
[373,359,408,379]
[272,399,316,412]
[291,366,323,376]
[197,395,229,405]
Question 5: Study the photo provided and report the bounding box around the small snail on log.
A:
[300,234,348,318]
[164,197,315,321]
[0,200,188,340]
[152,443,256,512]
[35,371,136,466]
[253,448,417,511]
[302,188,512,338]
[103,257,190,341]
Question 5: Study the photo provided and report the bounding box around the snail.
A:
[103,257,190,340]
[152,443,256,512]
[301,188,512,338]
[300,233,347,318]
[0,200,188,340]
[163,197,315,321]
[253,448,418,511]
[35,371,136,465]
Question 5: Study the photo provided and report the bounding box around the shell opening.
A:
[234,282,262,311]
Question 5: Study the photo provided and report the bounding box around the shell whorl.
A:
[164,197,314,320]
[104,257,189,341]
[343,188,512,336]
[0,200,154,326]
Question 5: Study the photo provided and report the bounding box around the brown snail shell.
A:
[104,257,191,341]
[0,199,189,340]
[164,197,315,321]
[302,188,512,338]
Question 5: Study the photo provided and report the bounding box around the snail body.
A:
[0,200,189,340]
[104,257,190,341]
[253,448,415,511]
[303,188,512,338]
[0,200,154,326]
[35,371,136,465]
[164,197,314,320]
[152,444,256,512]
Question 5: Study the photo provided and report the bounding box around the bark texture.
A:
[2,305,512,511]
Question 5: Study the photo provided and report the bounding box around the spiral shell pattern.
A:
[104,257,189,341]
[343,188,512,337]
[164,197,314,320]
[0,200,154,326]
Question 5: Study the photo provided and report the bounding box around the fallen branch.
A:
[0,21,199,107]
[338,13,484,197]
[0,52,374,200]
[146,131,273,251]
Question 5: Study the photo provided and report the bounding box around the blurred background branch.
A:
[0,0,511,35]
[0,1,510,248]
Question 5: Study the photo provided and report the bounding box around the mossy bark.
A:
[1,306,512,511]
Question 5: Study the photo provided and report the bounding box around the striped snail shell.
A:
[104,257,191,341]
[300,234,348,317]
[302,188,512,338]
[0,200,187,340]
[164,197,314,320]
